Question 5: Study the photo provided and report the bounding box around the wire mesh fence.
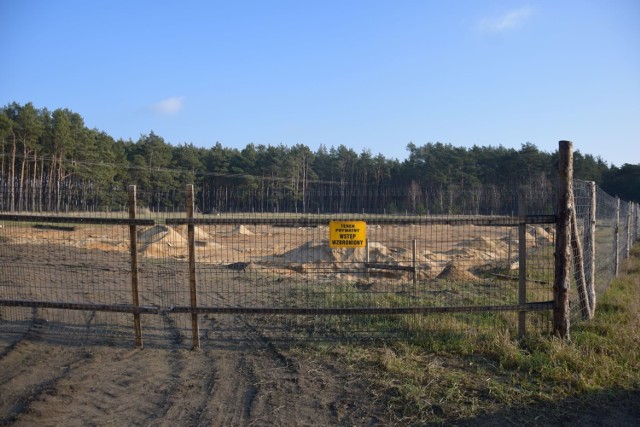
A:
[0,181,564,348]
[572,179,639,323]
[3,156,639,349]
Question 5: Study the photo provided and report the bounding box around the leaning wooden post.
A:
[570,206,591,320]
[635,203,639,242]
[128,185,143,348]
[632,203,636,242]
[614,198,620,277]
[553,141,572,339]
[634,203,640,240]
[518,188,527,337]
[626,202,632,260]
[186,184,200,349]
[585,181,596,318]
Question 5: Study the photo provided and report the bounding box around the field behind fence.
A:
[1,166,638,349]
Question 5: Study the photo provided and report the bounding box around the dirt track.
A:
[0,330,388,426]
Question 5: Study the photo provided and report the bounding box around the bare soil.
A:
[0,221,584,426]
[0,332,390,426]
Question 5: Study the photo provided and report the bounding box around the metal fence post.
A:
[518,189,527,337]
[186,184,200,349]
[553,141,572,339]
[128,185,143,348]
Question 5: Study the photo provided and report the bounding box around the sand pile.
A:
[231,225,254,235]
[530,226,554,243]
[276,239,374,264]
[175,225,212,241]
[173,225,225,249]
[420,249,448,264]
[500,231,537,249]
[437,260,479,281]
[137,225,187,257]
[446,237,509,264]
[438,236,517,273]
[266,239,438,279]
[460,237,510,257]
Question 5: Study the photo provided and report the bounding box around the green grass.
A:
[293,243,640,425]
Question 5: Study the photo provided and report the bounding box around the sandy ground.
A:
[0,221,558,425]
[0,330,389,426]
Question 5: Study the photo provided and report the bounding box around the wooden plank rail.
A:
[488,273,549,285]
[364,262,415,272]
[162,302,555,315]
[0,299,159,314]
[165,214,557,227]
[0,213,154,226]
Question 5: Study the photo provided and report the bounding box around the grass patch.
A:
[294,244,640,425]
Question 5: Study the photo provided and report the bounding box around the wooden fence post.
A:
[518,189,527,337]
[614,197,620,277]
[626,202,632,260]
[412,239,417,286]
[553,141,572,339]
[128,185,143,348]
[366,239,370,281]
[585,181,596,318]
[186,184,200,349]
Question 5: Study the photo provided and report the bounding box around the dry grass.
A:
[300,243,640,425]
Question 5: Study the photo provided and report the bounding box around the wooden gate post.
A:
[186,184,200,349]
[553,141,572,339]
[128,185,143,348]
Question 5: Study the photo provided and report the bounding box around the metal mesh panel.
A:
[0,208,138,344]
[571,180,639,323]
[1,184,559,348]
[594,185,618,290]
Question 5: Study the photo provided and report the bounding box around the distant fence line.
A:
[0,141,638,348]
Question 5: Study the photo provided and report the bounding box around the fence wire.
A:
[5,177,637,348]
[572,179,639,323]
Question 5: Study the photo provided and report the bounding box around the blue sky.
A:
[1,0,639,166]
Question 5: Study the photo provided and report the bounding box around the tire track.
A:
[141,312,187,424]
[194,314,305,426]
[0,309,54,387]
[0,309,37,363]
[0,344,93,425]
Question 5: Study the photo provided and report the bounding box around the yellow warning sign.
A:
[329,221,367,248]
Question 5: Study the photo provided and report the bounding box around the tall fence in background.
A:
[0,144,638,348]
[573,180,639,308]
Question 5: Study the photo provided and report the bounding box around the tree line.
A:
[1,101,638,214]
